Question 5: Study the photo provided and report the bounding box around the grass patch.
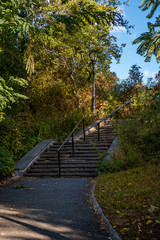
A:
[95,164,160,240]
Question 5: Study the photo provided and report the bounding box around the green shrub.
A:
[98,143,142,174]
[0,105,93,180]
[98,106,160,174]
[137,127,160,159]
[0,147,15,178]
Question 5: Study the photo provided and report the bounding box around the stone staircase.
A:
[24,120,116,177]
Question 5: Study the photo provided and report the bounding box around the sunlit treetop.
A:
[133,0,160,63]
[139,0,160,18]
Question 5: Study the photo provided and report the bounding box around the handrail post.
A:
[116,111,118,119]
[72,133,74,157]
[97,123,100,141]
[83,118,85,141]
[57,150,61,177]
[116,111,119,133]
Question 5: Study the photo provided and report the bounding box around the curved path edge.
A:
[91,181,122,240]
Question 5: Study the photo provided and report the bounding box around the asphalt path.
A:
[0,178,110,240]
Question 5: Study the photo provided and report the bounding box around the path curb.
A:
[91,182,122,240]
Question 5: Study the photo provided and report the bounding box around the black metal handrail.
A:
[57,118,85,177]
[97,100,131,140]
[56,100,131,177]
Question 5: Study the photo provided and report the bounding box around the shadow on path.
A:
[0,215,71,240]
[0,178,110,240]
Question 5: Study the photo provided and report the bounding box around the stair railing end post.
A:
[72,133,74,157]
[83,118,85,141]
[57,150,61,177]
[116,111,118,119]
[97,123,100,141]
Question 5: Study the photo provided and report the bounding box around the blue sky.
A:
[110,0,160,83]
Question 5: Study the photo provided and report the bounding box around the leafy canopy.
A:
[0,0,34,121]
[133,0,160,63]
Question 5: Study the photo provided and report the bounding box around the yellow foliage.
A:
[120,227,129,233]
[115,210,120,214]
[146,220,153,225]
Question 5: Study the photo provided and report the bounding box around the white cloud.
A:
[111,26,127,33]
[143,70,156,78]
[116,5,126,17]
[111,4,127,33]
[151,72,157,78]
[131,33,137,40]
[143,70,150,77]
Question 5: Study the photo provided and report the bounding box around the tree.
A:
[26,0,130,116]
[0,0,35,121]
[133,0,160,63]
[0,76,28,122]
[0,0,36,78]
[146,71,160,89]
[127,64,144,86]
[113,64,144,101]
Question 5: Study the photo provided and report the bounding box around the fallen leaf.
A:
[120,228,129,233]
[146,220,153,225]
[132,219,137,225]
[115,210,120,214]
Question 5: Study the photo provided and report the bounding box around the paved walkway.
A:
[0,178,110,240]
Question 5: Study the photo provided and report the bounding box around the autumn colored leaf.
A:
[146,220,153,225]
[120,228,129,233]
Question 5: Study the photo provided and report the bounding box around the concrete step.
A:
[36,157,101,162]
[24,172,96,177]
[50,141,112,146]
[24,173,59,177]
[49,144,110,149]
[27,166,98,173]
[34,158,100,163]
[24,120,116,177]
[41,149,108,156]
[30,164,99,170]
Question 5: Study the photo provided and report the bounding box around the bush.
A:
[137,127,160,159]
[98,143,142,174]
[0,147,15,178]
[98,110,160,174]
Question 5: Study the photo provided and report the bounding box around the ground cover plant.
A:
[95,164,160,240]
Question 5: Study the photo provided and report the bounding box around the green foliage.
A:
[112,64,144,102]
[0,0,130,179]
[139,0,159,18]
[0,76,28,122]
[0,0,35,78]
[98,81,160,174]
[0,106,90,168]
[133,19,160,63]
[0,112,55,160]
[0,0,35,121]
[138,127,160,158]
[133,0,160,62]
[98,141,142,174]
[0,147,14,178]
[13,184,29,190]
